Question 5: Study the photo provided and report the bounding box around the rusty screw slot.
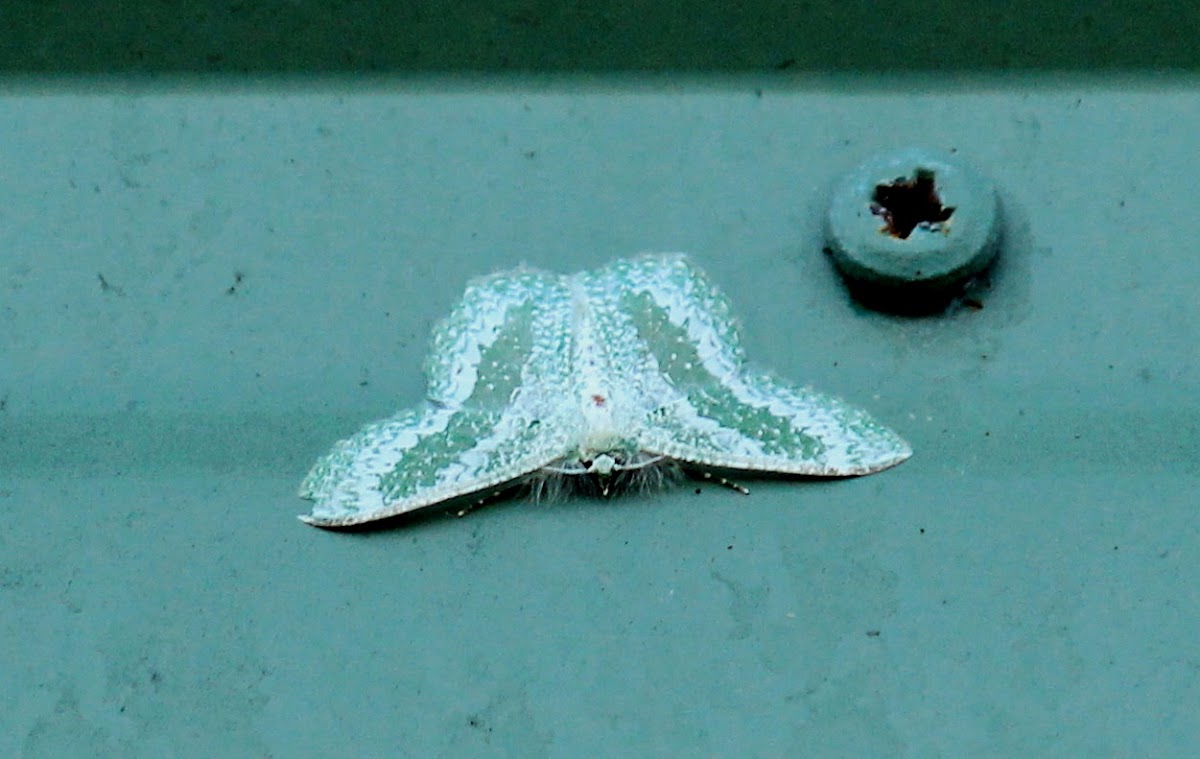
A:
[870,168,956,240]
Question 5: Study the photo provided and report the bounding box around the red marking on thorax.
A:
[591,394,607,407]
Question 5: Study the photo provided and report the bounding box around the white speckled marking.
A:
[299,253,911,527]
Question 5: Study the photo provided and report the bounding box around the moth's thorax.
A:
[580,387,618,431]
[579,421,627,454]
[570,279,628,440]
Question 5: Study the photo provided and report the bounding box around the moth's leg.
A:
[447,488,507,518]
[700,470,751,495]
[446,480,525,516]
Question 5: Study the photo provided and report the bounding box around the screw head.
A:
[825,148,1001,313]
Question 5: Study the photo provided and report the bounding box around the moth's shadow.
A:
[306,485,528,534]
[307,466,843,534]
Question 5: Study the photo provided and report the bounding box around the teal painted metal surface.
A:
[1,82,1197,756]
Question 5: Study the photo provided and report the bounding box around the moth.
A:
[299,253,910,527]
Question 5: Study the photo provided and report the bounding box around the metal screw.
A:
[824,147,1001,313]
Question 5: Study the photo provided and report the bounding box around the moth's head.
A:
[535,447,677,500]
[580,453,620,495]
[574,436,641,475]
[583,453,619,477]
[545,443,660,478]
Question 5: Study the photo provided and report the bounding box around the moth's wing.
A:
[649,371,912,475]
[594,253,911,476]
[298,404,574,526]
[300,267,579,526]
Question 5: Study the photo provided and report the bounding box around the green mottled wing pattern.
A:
[299,268,579,526]
[583,254,912,476]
